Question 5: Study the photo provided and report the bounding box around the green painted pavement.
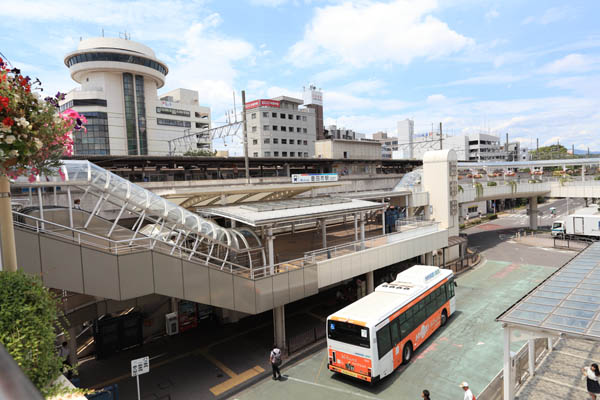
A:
[235,260,558,400]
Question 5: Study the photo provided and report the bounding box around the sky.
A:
[2,0,600,154]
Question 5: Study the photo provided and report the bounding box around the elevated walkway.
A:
[10,160,447,315]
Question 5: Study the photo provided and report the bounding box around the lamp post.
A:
[0,174,17,271]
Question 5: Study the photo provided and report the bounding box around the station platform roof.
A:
[161,183,341,209]
[200,197,386,227]
[497,242,600,340]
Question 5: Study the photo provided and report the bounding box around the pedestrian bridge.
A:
[457,179,600,202]
[10,160,447,315]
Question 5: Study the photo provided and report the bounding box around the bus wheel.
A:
[441,310,448,326]
[402,342,413,365]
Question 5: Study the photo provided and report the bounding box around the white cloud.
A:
[340,79,387,95]
[427,94,447,103]
[485,9,499,21]
[249,0,288,6]
[440,73,526,86]
[288,0,473,68]
[522,6,575,25]
[538,54,599,75]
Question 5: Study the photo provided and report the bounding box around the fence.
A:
[477,338,550,400]
[443,250,479,274]
[286,324,327,355]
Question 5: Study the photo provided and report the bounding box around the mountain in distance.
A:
[573,149,600,155]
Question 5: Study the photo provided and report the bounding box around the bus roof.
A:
[328,266,453,327]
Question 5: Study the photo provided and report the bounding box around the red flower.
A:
[0,96,9,110]
[2,117,13,126]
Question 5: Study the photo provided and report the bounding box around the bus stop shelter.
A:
[496,242,600,400]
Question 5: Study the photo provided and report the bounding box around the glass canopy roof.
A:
[498,242,600,338]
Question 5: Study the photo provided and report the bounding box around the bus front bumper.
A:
[328,365,372,382]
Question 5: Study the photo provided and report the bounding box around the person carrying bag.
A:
[583,363,600,399]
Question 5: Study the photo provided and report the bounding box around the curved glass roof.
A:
[393,168,422,191]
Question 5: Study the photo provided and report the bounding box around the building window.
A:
[289,139,294,144]
[274,151,279,157]
[252,126,257,132]
[296,127,301,133]
[134,75,148,155]
[281,126,286,132]
[60,98,107,111]
[263,112,268,117]
[196,122,209,129]
[253,139,258,145]
[282,151,287,157]
[253,152,258,157]
[251,113,256,119]
[280,113,285,118]
[303,140,308,145]
[296,115,301,120]
[303,128,307,133]
[288,114,293,119]
[273,138,279,144]
[264,151,271,157]
[282,139,287,144]
[264,138,270,144]
[290,152,295,157]
[272,112,277,118]
[66,52,167,75]
[157,118,191,128]
[122,73,138,155]
[304,152,308,157]
[343,151,348,159]
[302,116,307,121]
[273,125,278,131]
[73,111,109,155]
[263,125,269,131]
[156,107,191,117]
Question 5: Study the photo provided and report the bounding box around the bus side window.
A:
[390,319,400,345]
[376,324,393,359]
[449,280,455,297]
[415,303,426,325]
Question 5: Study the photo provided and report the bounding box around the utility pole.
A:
[241,90,250,184]
[506,132,509,160]
[536,138,539,161]
[572,144,575,157]
[439,122,443,150]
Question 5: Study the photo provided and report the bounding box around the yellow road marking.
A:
[209,365,264,396]
[200,351,237,378]
[315,353,327,383]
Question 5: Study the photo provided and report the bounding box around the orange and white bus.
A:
[326,265,456,383]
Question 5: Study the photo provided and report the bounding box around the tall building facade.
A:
[397,119,415,158]
[303,85,324,140]
[325,125,358,140]
[61,37,210,156]
[245,96,316,158]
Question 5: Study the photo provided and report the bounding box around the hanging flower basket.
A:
[0,58,86,182]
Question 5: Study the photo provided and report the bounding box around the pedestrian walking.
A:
[421,389,431,399]
[269,345,282,380]
[459,382,475,400]
[582,363,600,399]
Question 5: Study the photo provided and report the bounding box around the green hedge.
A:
[0,271,68,396]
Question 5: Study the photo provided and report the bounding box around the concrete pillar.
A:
[425,252,433,265]
[170,297,178,314]
[424,204,431,220]
[284,163,291,177]
[582,166,585,182]
[528,339,535,377]
[360,214,366,250]
[267,227,275,275]
[528,196,538,230]
[321,218,327,248]
[231,219,236,228]
[273,306,286,350]
[382,209,386,235]
[503,326,514,400]
[366,271,374,294]
[354,214,358,242]
[67,326,77,367]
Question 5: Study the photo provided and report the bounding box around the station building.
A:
[60,37,211,156]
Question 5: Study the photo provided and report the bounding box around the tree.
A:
[183,149,217,157]
[529,144,577,160]
[0,270,68,397]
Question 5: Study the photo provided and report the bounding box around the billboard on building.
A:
[245,99,281,110]
[303,85,323,106]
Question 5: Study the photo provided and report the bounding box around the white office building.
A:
[397,119,415,158]
[442,133,505,162]
[61,37,211,156]
[245,96,316,158]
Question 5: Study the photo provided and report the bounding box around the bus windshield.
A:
[328,320,370,348]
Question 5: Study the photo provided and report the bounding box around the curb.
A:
[218,339,326,400]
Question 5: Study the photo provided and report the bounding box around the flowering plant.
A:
[0,58,86,182]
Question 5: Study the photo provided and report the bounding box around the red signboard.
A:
[245,99,280,110]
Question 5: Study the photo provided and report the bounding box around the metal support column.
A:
[366,271,374,294]
[503,326,514,400]
[528,339,535,377]
[273,305,286,350]
[320,218,327,248]
[267,227,275,275]
[67,327,77,368]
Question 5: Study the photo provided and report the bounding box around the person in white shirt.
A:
[582,363,600,399]
[459,381,474,400]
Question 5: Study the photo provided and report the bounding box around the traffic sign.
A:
[131,356,149,377]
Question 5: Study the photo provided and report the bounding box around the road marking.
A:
[285,376,381,399]
[202,351,238,378]
[315,353,327,383]
[209,365,265,396]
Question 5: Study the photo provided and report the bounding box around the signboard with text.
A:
[245,99,281,110]
[292,173,338,184]
[131,356,149,377]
